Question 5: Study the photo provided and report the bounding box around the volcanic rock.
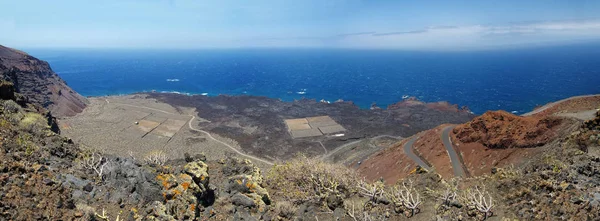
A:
[0,45,88,117]
[454,110,562,149]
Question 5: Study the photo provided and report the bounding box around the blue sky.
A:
[1,0,600,50]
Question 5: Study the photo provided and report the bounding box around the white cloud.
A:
[317,19,600,50]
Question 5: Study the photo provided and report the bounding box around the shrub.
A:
[274,201,296,219]
[386,180,422,217]
[462,185,494,220]
[144,150,169,166]
[79,152,109,180]
[1,100,21,114]
[265,155,359,205]
[16,133,37,156]
[18,112,48,135]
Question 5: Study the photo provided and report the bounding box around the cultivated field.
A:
[59,94,272,169]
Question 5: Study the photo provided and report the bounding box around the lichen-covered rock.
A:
[184,160,210,188]
[222,157,271,214]
[222,157,264,185]
[145,159,216,220]
[227,176,270,212]
[142,201,177,221]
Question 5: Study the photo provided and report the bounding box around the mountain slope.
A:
[0,45,88,117]
[359,109,581,182]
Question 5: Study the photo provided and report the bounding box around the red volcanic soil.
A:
[357,138,418,185]
[387,97,471,113]
[357,124,455,184]
[533,96,600,117]
[412,125,453,179]
[452,111,565,176]
[454,111,562,149]
[359,110,570,181]
[452,134,540,176]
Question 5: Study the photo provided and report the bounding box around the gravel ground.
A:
[59,95,273,170]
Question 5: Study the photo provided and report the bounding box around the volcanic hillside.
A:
[0,45,88,117]
[359,110,577,183]
[454,110,563,149]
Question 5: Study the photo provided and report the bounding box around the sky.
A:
[1,0,600,50]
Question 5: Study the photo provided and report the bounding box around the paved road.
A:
[107,99,275,166]
[322,134,403,160]
[441,125,466,177]
[402,136,432,171]
[316,141,328,155]
[521,94,600,116]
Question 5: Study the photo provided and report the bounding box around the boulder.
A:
[144,160,215,220]
[184,160,209,188]
[143,201,177,221]
[223,158,271,213]
[231,193,256,208]
[221,157,263,185]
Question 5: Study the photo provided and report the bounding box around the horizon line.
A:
[14,39,600,53]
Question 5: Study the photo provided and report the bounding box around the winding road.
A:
[402,136,432,171]
[107,99,275,166]
[441,125,467,177]
[322,134,403,160]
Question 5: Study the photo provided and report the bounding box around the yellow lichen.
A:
[156,174,170,189]
[181,182,190,191]
[172,188,182,196]
[246,181,257,191]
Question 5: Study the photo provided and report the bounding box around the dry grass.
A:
[144,150,169,166]
[1,100,21,114]
[266,155,359,204]
[274,201,296,219]
[19,112,48,135]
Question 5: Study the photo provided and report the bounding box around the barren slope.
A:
[0,45,88,117]
[359,109,572,182]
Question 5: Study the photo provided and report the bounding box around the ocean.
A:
[27,44,600,114]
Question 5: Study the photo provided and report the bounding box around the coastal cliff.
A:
[0,45,88,117]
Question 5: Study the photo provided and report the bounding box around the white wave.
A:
[201,93,208,96]
[159,91,191,96]
[166,79,180,82]
[511,111,519,114]
[296,89,307,95]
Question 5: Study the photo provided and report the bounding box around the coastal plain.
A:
[60,93,475,166]
[59,94,258,166]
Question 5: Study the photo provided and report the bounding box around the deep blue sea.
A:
[27,44,600,114]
